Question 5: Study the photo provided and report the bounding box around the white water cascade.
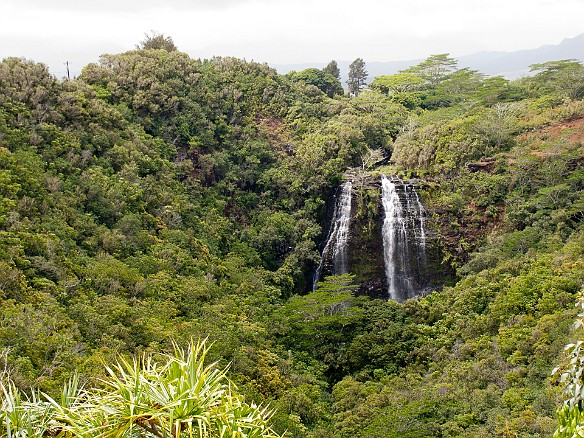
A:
[381,176,427,302]
[313,181,353,290]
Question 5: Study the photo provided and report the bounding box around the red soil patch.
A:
[529,150,547,158]
[256,115,294,155]
[519,114,584,145]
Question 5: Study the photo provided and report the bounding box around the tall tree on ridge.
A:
[348,58,368,96]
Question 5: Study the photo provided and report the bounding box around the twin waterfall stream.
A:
[381,176,427,302]
[314,176,428,302]
[313,181,353,291]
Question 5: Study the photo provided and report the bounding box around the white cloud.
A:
[15,0,261,12]
[0,0,583,75]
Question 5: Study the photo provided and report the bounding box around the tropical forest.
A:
[0,34,583,437]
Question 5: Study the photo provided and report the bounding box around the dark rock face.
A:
[349,185,387,299]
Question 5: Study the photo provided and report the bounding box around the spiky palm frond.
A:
[0,379,63,437]
[0,340,283,437]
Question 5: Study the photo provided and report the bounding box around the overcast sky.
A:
[1,0,583,78]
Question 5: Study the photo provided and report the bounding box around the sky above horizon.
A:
[1,0,583,78]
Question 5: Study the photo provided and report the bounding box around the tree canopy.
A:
[136,31,178,51]
[287,68,343,97]
[323,60,340,80]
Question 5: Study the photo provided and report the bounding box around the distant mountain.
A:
[457,33,584,78]
[271,33,584,82]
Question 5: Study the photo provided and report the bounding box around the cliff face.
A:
[348,178,387,299]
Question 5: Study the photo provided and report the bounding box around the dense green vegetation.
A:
[0,41,583,436]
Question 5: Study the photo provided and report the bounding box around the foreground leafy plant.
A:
[0,340,281,437]
[553,292,584,438]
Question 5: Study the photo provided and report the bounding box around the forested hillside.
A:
[0,42,583,436]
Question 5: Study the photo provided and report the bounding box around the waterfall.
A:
[404,183,427,269]
[381,176,427,302]
[313,181,353,290]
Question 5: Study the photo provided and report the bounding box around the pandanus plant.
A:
[0,340,282,437]
[553,291,584,438]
